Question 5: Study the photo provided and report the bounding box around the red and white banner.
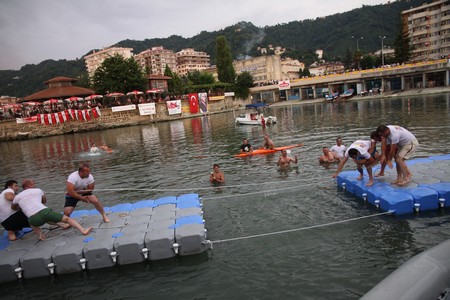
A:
[91,107,101,118]
[166,100,182,115]
[16,116,38,124]
[278,80,291,90]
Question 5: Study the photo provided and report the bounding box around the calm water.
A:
[1,94,450,299]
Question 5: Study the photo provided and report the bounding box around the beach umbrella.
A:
[85,94,103,100]
[126,90,144,96]
[146,88,163,94]
[106,92,124,97]
[22,101,41,106]
[2,104,22,109]
[65,96,84,102]
[43,99,62,105]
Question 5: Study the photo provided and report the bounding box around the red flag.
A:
[51,113,57,124]
[91,107,101,118]
[84,110,91,121]
[38,114,43,124]
[77,110,83,121]
[57,112,64,123]
[69,109,75,120]
[43,114,49,125]
[63,110,69,122]
[189,93,199,113]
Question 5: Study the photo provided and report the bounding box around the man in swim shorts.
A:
[64,162,110,223]
[12,179,92,240]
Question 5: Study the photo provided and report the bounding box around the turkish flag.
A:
[77,110,83,121]
[188,93,199,113]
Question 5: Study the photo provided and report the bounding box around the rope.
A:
[210,211,393,244]
[44,178,335,194]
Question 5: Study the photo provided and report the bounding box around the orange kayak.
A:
[234,144,303,157]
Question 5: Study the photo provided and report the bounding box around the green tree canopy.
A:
[215,35,236,84]
[234,71,254,99]
[92,54,146,94]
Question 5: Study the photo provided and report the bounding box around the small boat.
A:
[235,103,277,125]
[234,144,303,157]
[325,92,339,101]
[339,88,355,99]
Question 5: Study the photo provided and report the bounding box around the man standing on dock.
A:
[376,125,419,186]
[64,163,110,223]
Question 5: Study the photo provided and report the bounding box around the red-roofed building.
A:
[20,76,95,102]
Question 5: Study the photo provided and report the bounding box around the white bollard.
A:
[439,198,445,208]
[14,267,23,279]
[79,258,87,270]
[172,243,180,255]
[141,248,149,259]
[110,251,118,263]
[47,262,56,274]
[414,203,421,213]
[362,193,367,201]
[374,199,380,208]
[342,182,346,190]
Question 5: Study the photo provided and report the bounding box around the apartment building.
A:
[84,47,133,78]
[403,0,450,61]
[134,46,177,76]
[281,58,305,80]
[233,55,283,85]
[176,48,210,76]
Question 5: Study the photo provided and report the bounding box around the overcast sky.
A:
[0,0,392,70]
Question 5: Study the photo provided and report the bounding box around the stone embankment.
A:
[0,98,247,142]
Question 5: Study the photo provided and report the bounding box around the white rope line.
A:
[44,178,335,194]
[202,179,333,201]
[210,211,393,244]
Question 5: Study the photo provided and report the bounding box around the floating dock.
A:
[336,154,450,215]
[0,193,209,283]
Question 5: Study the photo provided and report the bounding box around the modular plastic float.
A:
[0,193,209,283]
[336,154,450,215]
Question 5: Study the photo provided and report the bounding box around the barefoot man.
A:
[277,149,298,168]
[12,179,92,240]
[64,163,110,223]
[332,140,378,187]
[376,125,419,186]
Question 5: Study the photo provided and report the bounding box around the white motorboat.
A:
[235,103,277,125]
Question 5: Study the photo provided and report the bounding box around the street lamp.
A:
[379,35,386,66]
[351,36,364,51]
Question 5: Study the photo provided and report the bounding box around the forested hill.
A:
[1,0,425,98]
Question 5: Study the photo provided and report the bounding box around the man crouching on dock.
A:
[12,179,92,240]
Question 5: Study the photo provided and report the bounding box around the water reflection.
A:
[1,94,450,299]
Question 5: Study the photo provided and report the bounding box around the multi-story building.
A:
[403,0,450,61]
[176,48,210,76]
[281,58,305,80]
[233,55,283,85]
[134,46,177,76]
[309,62,345,76]
[84,47,133,78]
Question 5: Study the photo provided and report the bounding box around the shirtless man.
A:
[12,179,92,240]
[210,164,225,183]
[277,149,298,168]
[319,147,338,163]
[263,134,275,150]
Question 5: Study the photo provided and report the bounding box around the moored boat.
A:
[235,103,277,125]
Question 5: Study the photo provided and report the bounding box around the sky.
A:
[0,0,392,70]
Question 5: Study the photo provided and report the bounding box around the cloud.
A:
[0,0,390,70]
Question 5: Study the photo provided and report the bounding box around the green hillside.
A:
[0,0,425,98]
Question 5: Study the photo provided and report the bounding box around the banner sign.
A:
[166,100,182,115]
[111,105,136,112]
[198,92,208,114]
[188,93,199,113]
[16,116,38,123]
[278,80,291,90]
[138,103,156,115]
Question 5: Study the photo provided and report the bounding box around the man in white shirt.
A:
[0,180,30,241]
[330,137,346,161]
[64,163,110,223]
[377,125,419,186]
[12,179,92,240]
[332,140,377,187]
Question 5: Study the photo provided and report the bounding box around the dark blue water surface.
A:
[1,94,450,299]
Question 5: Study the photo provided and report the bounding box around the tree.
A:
[234,71,254,99]
[394,18,413,63]
[92,54,146,94]
[215,35,236,83]
[186,70,215,85]
[164,65,184,95]
[299,67,310,77]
